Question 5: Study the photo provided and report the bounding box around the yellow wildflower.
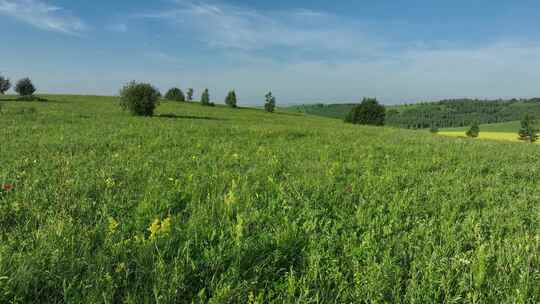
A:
[108,217,119,233]
[148,218,161,240]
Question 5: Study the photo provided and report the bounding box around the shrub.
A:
[201,89,211,106]
[264,91,276,113]
[15,78,36,96]
[0,76,11,95]
[165,88,185,102]
[119,81,160,116]
[518,114,538,143]
[345,98,385,125]
[225,90,237,108]
[430,125,439,134]
[466,122,480,138]
[186,88,194,102]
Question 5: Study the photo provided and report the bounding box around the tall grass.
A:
[0,95,539,303]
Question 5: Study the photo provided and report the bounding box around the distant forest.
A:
[290,98,540,129]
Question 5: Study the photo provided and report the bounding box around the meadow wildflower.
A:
[2,184,14,191]
[108,217,119,233]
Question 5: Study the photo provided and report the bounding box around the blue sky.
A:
[1,0,540,105]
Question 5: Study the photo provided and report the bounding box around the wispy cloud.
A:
[133,0,379,54]
[0,0,87,34]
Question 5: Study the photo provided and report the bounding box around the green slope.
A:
[1,95,539,302]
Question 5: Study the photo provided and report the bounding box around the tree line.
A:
[120,81,277,116]
[385,98,540,129]
[0,76,278,116]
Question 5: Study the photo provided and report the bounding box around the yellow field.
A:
[439,131,538,143]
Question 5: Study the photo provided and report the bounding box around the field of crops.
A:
[439,121,539,143]
[1,95,539,303]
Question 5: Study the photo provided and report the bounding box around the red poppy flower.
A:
[2,184,14,191]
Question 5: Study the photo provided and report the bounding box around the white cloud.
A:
[0,0,87,34]
[134,0,379,54]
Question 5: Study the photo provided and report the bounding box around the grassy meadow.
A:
[0,95,539,303]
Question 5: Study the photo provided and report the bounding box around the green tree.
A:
[15,78,36,96]
[201,89,212,106]
[518,114,538,143]
[164,88,185,102]
[264,91,276,113]
[186,88,194,102]
[0,76,11,95]
[119,81,160,116]
[225,90,237,108]
[466,122,480,138]
[345,98,386,126]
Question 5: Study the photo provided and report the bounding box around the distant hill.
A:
[288,98,540,129]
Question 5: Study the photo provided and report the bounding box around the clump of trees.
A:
[165,88,185,102]
[15,78,36,97]
[186,88,194,102]
[466,122,480,138]
[201,89,214,106]
[518,114,538,143]
[0,76,11,95]
[345,98,386,126]
[225,90,237,108]
[264,92,276,113]
[119,81,160,116]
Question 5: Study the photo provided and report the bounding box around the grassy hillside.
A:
[1,95,539,303]
[290,99,540,130]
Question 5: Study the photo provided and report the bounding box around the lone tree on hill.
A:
[466,122,480,138]
[201,89,213,106]
[518,114,538,143]
[186,88,194,102]
[165,88,185,102]
[264,91,276,113]
[0,76,11,95]
[225,90,237,108]
[119,81,160,116]
[345,98,386,126]
[15,78,36,96]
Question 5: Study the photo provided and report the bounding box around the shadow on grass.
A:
[157,113,226,121]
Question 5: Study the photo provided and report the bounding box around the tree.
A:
[264,91,276,113]
[119,81,160,116]
[164,88,185,102]
[345,98,385,126]
[518,114,538,143]
[15,78,36,96]
[0,76,11,95]
[186,88,194,102]
[225,90,237,108]
[201,89,211,106]
[466,122,480,138]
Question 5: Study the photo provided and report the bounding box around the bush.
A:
[119,81,160,116]
[225,90,237,108]
[15,78,36,96]
[264,92,276,113]
[430,125,439,134]
[466,122,480,138]
[165,88,185,102]
[345,98,385,126]
[518,114,538,143]
[0,76,11,95]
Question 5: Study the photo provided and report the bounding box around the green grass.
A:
[1,95,539,303]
